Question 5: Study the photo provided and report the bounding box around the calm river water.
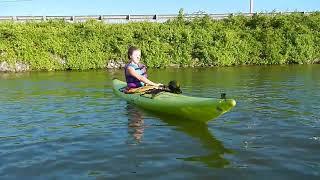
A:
[0,65,319,179]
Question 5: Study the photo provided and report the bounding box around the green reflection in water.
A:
[126,104,233,168]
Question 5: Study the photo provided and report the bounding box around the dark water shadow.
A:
[125,103,233,168]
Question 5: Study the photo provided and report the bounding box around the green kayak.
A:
[112,79,236,123]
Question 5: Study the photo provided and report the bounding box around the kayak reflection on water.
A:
[160,115,233,168]
[125,104,233,168]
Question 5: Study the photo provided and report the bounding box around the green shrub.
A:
[0,12,319,71]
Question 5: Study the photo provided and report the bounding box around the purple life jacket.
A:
[124,62,148,88]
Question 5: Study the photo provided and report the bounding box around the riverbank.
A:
[0,12,320,72]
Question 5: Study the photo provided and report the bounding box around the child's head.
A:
[128,46,141,64]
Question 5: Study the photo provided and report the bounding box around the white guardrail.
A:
[0,12,312,23]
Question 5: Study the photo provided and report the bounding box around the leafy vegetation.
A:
[0,11,320,71]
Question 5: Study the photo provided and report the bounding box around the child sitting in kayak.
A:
[124,46,162,93]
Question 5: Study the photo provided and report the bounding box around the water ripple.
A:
[1,66,320,179]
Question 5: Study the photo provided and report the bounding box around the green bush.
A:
[0,12,319,71]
